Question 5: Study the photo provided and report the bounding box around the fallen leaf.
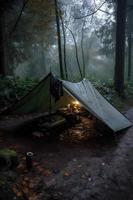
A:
[16,191,23,197]
[29,195,38,200]
[12,185,19,194]
[36,165,44,172]
[29,182,36,189]
[63,172,70,177]
[77,164,82,168]
[23,177,29,182]
[43,169,52,176]
[33,162,39,166]
[17,164,25,172]
[22,180,27,186]
[22,187,29,195]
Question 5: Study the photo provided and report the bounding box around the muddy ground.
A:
[0,108,133,200]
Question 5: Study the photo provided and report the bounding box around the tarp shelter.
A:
[6,73,132,132]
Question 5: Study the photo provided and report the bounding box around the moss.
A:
[0,149,19,170]
[0,149,17,157]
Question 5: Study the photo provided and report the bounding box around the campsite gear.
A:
[26,152,33,170]
[1,73,132,132]
[51,77,63,101]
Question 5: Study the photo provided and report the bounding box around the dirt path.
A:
[0,108,133,200]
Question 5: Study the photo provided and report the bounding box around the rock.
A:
[46,178,56,187]
[101,162,105,166]
[32,132,44,138]
[88,177,92,182]
[0,149,19,170]
[73,158,77,162]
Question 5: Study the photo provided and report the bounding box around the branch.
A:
[75,1,106,19]
[65,25,83,79]
[0,0,29,49]
[93,0,113,16]
[10,0,29,34]
[99,9,113,15]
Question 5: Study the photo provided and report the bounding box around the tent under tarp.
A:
[3,73,132,132]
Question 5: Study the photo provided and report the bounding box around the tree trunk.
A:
[40,42,46,75]
[0,15,6,75]
[60,14,68,80]
[65,26,83,79]
[114,0,127,95]
[127,9,132,80]
[81,21,86,77]
[54,0,64,79]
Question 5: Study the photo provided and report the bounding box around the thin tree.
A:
[127,6,132,80]
[65,25,83,79]
[60,14,68,80]
[81,20,86,78]
[0,0,29,75]
[0,15,6,75]
[54,0,64,79]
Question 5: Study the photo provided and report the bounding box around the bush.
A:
[0,76,38,110]
[90,77,133,110]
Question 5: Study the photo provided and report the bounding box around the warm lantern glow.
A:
[67,101,80,113]
[72,101,80,105]
[67,104,71,108]
[72,101,80,112]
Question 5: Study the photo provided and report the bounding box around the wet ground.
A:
[0,108,133,200]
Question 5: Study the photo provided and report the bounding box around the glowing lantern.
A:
[72,101,80,112]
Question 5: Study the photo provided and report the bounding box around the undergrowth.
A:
[91,78,133,110]
[0,76,38,109]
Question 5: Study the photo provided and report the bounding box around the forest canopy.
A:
[0,0,133,89]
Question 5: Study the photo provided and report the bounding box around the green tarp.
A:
[6,73,132,132]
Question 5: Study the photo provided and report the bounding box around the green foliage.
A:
[7,0,56,67]
[91,78,115,101]
[90,77,133,110]
[0,76,17,107]
[14,77,38,97]
[125,81,133,96]
[0,76,38,109]
[95,19,116,55]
